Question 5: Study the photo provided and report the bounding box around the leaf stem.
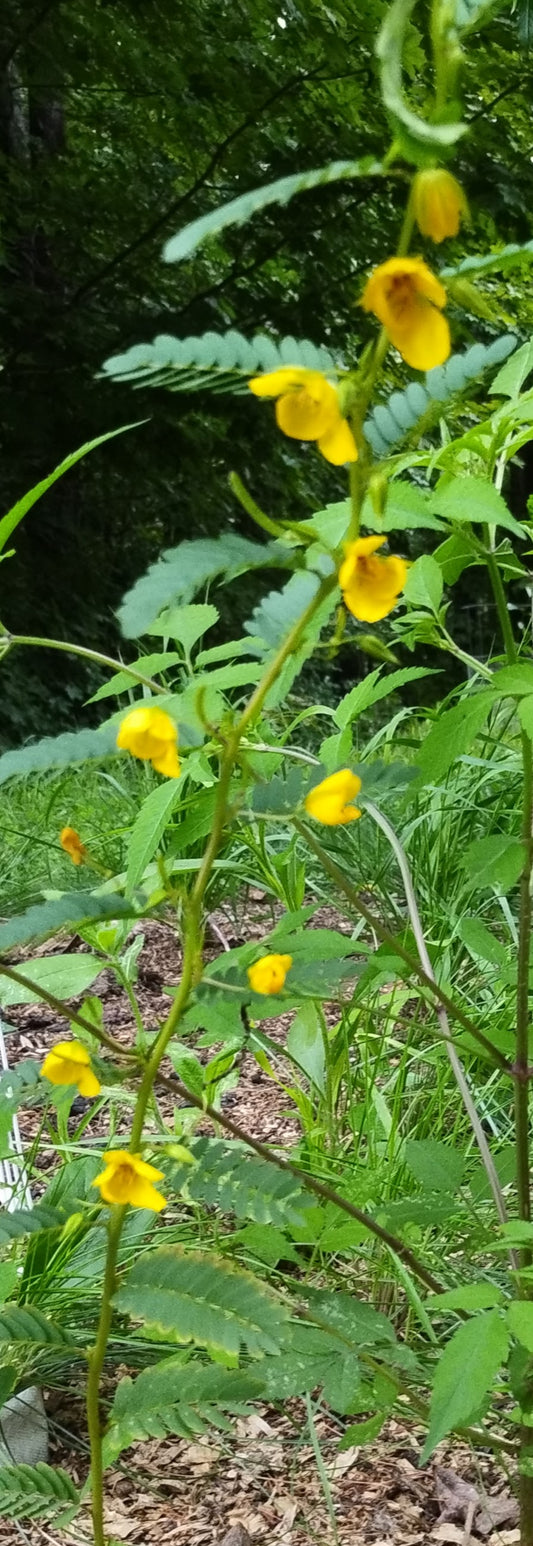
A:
[5,634,167,696]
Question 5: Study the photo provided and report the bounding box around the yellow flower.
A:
[249,368,357,466]
[116,706,180,779]
[92,1149,167,1211]
[339,536,408,623]
[361,257,450,371]
[60,826,88,866]
[412,169,468,244]
[40,1041,101,1098]
[304,769,362,826]
[247,953,293,995]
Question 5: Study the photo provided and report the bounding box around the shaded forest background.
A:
[1,0,533,745]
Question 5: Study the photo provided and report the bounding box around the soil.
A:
[0,910,520,1546]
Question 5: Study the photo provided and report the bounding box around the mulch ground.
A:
[0,908,520,1546]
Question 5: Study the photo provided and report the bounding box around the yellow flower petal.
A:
[92,1150,167,1211]
[247,953,293,995]
[248,367,310,397]
[318,415,358,466]
[117,706,179,778]
[361,256,450,371]
[276,375,339,442]
[339,538,408,623]
[40,1040,100,1096]
[76,1066,102,1098]
[151,743,181,779]
[249,366,357,465]
[304,770,362,826]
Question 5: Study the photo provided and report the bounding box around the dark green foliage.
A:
[0,726,118,786]
[114,1245,287,1357]
[163,158,383,263]
[0,891,136,952]
[0,1306,73,1346]
[168,1137,312,1226]
[103,1362,265,1465]
[103,330,339,394]
[0,1463,79,1522]
[364,335,518,455]
[118,533,284,637]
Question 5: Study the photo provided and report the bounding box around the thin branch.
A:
[155,1068,443,1293]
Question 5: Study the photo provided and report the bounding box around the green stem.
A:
[229,471,317,545]
[293,819,513,1074]
[86,1209,125,1546]
[6,634,167,695]
[85,572,336,1545]
[516,730,533,1245]
[485,553,518,663]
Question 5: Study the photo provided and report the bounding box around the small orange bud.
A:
[60,827,88,866]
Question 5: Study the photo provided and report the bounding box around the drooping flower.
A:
[247,953,293,995]
[92,1149,167,1211]
[339,536,408,623]
[304,770,362,826]
[40,1041,101,1097]
[248,368,357,466]
[361,257,450,370]
[412,169,468,244]
[60,827,88,866]
[116,706,180,779]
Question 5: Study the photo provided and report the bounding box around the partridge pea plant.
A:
[4,2,533,1543]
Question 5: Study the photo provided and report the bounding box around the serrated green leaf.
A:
[518,696,533,737]
[334,666,436,729]
[0,724,118,787]
[362,482,446,534]
[148,602,219,652]
[86,652,183,704]
[490,339,533,398]
[428,1284,504,1312]
[404,1139,465,1194]
[0,953,103,1008]
[434,529,480,585]
[457,916,507,968]
[429,476,525,537]
[492,664,533,697]
[403,555,443,613]
[125,776,183,894]
[287,1002,326,1094]
[462,834,525,893]
[0,892,136,953]
[118,533,283,638]
[508,1301,533,1351]
[414,693,494,784]
[162,159,382,263]
[114,1246,287,1356]
[422,1311,509,1460]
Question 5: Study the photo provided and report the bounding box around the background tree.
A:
[1,0,532,741]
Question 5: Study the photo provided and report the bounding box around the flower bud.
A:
[412,168,469,244]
